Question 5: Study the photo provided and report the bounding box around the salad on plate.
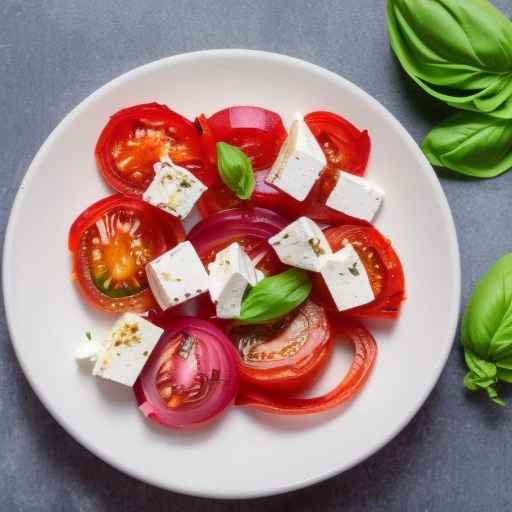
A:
[69,103,405,429]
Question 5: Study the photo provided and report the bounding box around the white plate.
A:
[2,50,460,499]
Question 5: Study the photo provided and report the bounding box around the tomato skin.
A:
[305,111,371,176]
[95,103,212,195]
[236,318,377,415]
[69,194,185,314]
[205,106,287,171]
[281,112,372,224]
[313,225,405,318]
[196,107,294,218]
[197,109,372,225]
[230,301,334,395]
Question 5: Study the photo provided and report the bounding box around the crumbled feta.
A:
[142,160,207,219]
[265,113,326,201]
[320,244,375,311]
[92,313,164,386]
[268,217,332,272]
[326,171,384,222]
[208,242,261,319]
[75,330,102,364]
[146,241,209,310]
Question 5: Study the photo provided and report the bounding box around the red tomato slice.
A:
[229,300,334,395]
[196,106,293,218]
[281,112,372,224]
[305,111,371,175]
[68,194,185,314]
[95,103,212,195]
[236,318,377,415]
[312,225,405,318]
[205,106,287,170]
[197,109,371,225]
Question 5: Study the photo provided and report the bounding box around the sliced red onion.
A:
[187,207,288,260]
[134,317,239,429]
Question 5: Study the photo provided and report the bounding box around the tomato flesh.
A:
[230,300,334,394]
[96,103,210,196]
[235,318,377,415]
[305,111,371,176]
[111,128,172,188]
[82,209,155,298]
[69,194,185,314]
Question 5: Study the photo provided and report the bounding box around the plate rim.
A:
[2,49,461,499]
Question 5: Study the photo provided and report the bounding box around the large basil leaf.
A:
[387,0,512,118]
[461,255,512,403]
[421,112,512,178]
[238,269,312,325]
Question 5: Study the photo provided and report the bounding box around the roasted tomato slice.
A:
[236,318,377,415]
[229,300,334,395]
[69,194,185,314]
[95,103,212,195]
[312,225,405,318]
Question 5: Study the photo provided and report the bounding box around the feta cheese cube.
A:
[93,313,164,386]
[146,241,209,310]
[142,160,207,219]
[268,217,332,272]
[320,244,375,311]
[265,113,327,201]
[208,242,261,319]
[326,171,384,222]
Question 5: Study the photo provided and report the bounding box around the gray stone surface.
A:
[1,0,512,510]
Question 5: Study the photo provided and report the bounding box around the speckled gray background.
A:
[1,1,512,510]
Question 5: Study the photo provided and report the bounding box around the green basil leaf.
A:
[462,255,512,362]
[387,0,512,117]
[497,368,512,384]
[460,254,512,403]
[496,357,512,371]
[216,142,255,200]
[421,112,512,178]
[464,350,496,379]
[238,269,312,325]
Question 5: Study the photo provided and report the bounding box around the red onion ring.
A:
[187,207,288,260]
[134,317,239,429]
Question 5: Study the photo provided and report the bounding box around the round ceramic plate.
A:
[3,50,460,499]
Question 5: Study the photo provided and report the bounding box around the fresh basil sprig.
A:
[387,0,512,119]
[461,254,512,405]
[216,142,255,200]
[238,269,312,325]
[421,112,512,178]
